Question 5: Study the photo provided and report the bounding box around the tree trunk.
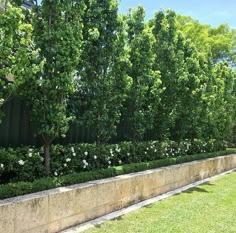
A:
[44,143,51,175]
[97,110,102,157]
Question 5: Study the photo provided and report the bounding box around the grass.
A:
[84,171,236,233]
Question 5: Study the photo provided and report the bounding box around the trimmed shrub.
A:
[0,139,225,184]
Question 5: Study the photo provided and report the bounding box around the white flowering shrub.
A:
[0,147,45,184]
[0,139,225,184]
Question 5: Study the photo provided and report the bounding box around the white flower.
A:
[83,160,89,168]
[71,147,75,153]
[54,171,58,176]
[108,165,111,168]
[64,163,67,167]
[146,147,149,151]
[73,152,76,157]
[110,149,113,154]
[0,98,4,106]
[127,153,130,156]
[82,159,88,165]
[18,160,25,166]
[145,152,147,154]
[94,155,97,160]
[0,164,4,169]
[108,161,111,165]
[66,158,71,162]
[118,160,122,164]
[84,151,88,156]
[115,146,121,153]
[40,157,44,162]
[28,152,33,158]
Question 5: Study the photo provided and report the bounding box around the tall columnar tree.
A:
[152,10,214,141]
[75,0,129,145]
[14,0,84,174]
[169,35,210,140]
[122,6,162,141]
[152,10,188,140]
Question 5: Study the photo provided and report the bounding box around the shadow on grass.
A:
[111,216,124,221]
[184,186,209,193]
[143,203,155,209]
[177,181,215,195]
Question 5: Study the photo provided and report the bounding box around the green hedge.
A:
[0,149,235,200]
[0,139,225,184]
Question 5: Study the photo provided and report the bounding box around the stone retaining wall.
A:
[1,154,236,233]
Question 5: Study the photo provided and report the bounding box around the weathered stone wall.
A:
[1,154,236,233]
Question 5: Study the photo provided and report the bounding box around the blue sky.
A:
[119,0,236,29]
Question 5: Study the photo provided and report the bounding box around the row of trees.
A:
[1,0,236,173]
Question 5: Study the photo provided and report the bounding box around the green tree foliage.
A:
[122,6,162,141]
[75,0,129,145]
[13,0,84,174]
[152,10,190,139]
[203,62,236,139]
[176,15,236,65]
[0,1,32,123]
[151,10,236,141]
[169,37,207,140]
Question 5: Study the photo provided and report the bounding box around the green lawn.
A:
[84,171,236,233]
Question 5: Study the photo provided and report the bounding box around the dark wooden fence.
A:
[0,97,98,147]
[0,97,147,147]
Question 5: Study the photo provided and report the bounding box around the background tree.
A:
[176,15,236,65]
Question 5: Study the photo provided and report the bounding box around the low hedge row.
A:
[0,149,235,200]
[0,139,225,184]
